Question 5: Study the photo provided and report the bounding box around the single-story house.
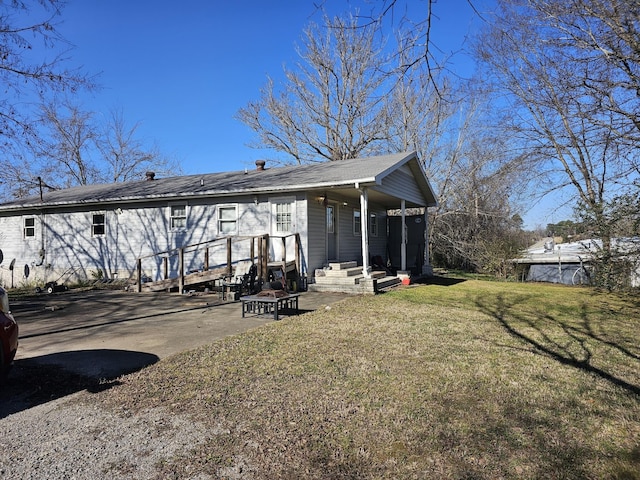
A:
[0,151,437,294]
[513,237,640,287]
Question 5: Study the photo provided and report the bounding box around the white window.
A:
[23,217,35,238]
[170,204,187,229]
[353,210,361,236]
[271,198,295,235]
[92,213,105,236]
[275,202,292,233]
[218,205,237,235]
[369,213,378,237]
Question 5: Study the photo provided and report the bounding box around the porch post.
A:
[401,200,407,272]
[422,208,433,275]
[178,247,185,293]
[136,258,142,293]
[360,187,371,278]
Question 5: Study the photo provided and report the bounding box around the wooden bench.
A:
[240,293,300,320]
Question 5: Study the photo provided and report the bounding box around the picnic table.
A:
[240,293,300,320]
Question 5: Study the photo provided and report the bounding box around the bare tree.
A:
[382,33,532,275]
[240,8,530,274]
[423,85,530,275]
[8,100,181,197]
[34,99,100,187]
[237,14,394,163]
[478,0,637,222]
[385,44,452,166]
[0,1,92,152]
[97,109,180,183]
[542,0,640,144]
[475,0,640,287]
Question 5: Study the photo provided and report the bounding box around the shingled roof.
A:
[0,151,436,211]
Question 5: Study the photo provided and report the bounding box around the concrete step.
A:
[376,276,402,290]
[321,266,388,278]
[327,261,357,270]
[313,271,392,286]
[323,266,363,278]
[308,275,400,294]
[314,275,365,286]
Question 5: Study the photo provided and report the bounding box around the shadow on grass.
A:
[0,349,158,418]
[476,295,640,397]
[413,275,467,287]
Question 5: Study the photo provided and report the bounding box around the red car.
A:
[0,286,18,379]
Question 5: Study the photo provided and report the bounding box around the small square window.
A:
[24,217,35,238]
[92,214,105,236]
[170,204,187,229]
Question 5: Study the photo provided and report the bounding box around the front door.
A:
[326,204,337,261]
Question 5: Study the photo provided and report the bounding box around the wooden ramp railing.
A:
[135,233,302,293]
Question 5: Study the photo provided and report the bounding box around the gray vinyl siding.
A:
[0,195,309,285]
[306,195,327,274]
[339,204,361,262]
[0,215,40,287]
[334,201,387,266]
[0,215,37,261]
[377,165,425,206]
[368,209,388,262]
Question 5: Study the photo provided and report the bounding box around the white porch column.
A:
[360,187,371,278]
[401,199,407,272]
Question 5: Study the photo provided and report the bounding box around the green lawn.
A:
[97,278,640,479]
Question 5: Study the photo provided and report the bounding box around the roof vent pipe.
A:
[145,171,156,181]
[255,160,266,171]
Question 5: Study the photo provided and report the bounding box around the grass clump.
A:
[97,279,640,479]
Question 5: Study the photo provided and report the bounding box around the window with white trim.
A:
[92,213,105,236]
[170,204,187,229]
[218,205,237,235]
[23,217,35,238]
[275,202,292,233]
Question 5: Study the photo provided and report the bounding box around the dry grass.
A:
[93,279,640,479]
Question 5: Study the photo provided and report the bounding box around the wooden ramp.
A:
[135,233,302,294]
[141,266,228,292]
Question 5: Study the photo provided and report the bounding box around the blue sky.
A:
[56,1,483,170]
[52,0,565,228]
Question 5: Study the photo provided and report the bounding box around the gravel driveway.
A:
[0,288,348,479]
